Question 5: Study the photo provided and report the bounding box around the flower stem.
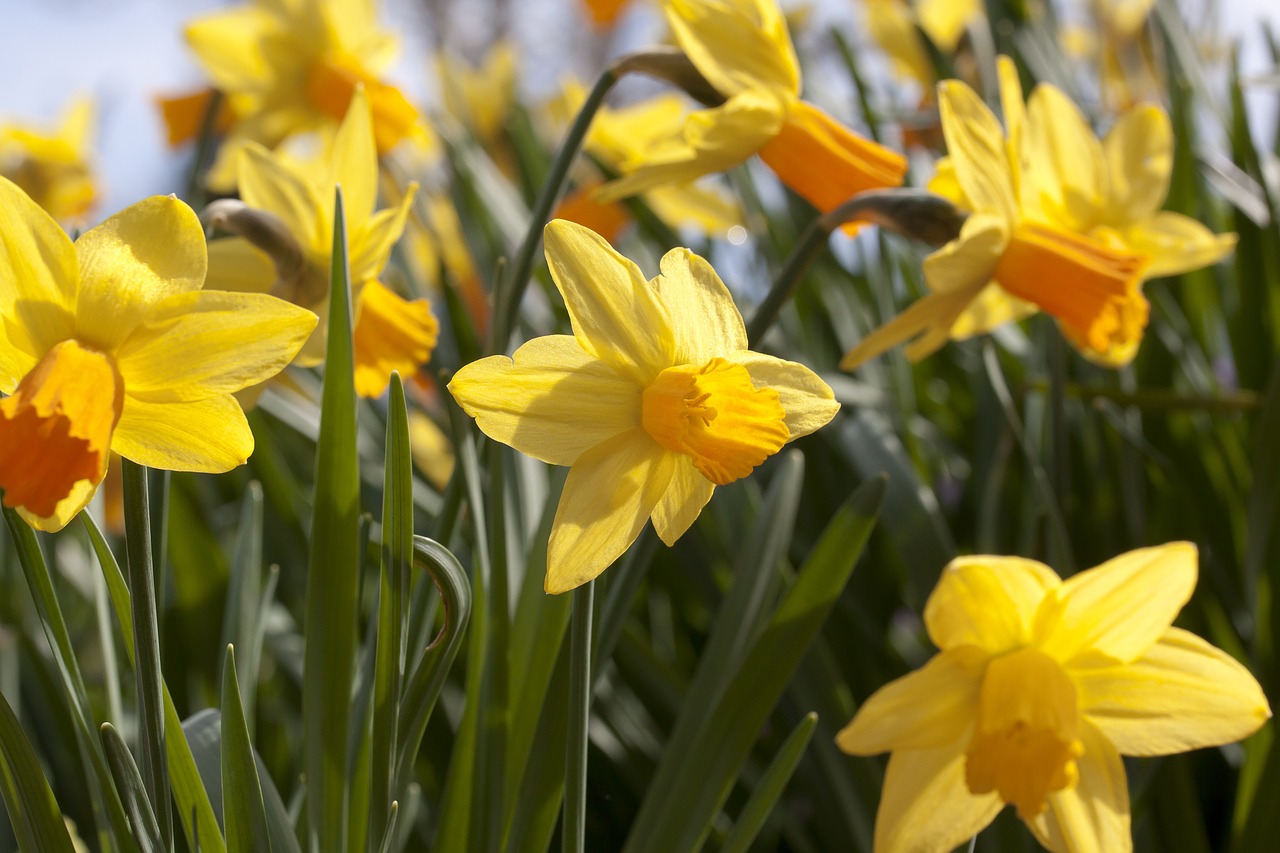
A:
[563,579,596,853]
[122,458,174,848]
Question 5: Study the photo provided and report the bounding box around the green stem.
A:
[122,459,174,847]
[563,580,595,853]
[745,214,833,348]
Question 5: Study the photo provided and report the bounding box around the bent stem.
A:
[563,580,596,853]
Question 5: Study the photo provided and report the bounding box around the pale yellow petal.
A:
[74,195,206,350]
[839,285,984,371]
[1028,720,1131,853]
[237,143,326,251]
[331,87,378,222]
[729,351,839,439]
[184,7,277,93]
[924,555,1061,655]
[1023,84,1106,232]
[1078,627,1271,756]
[922,212,1007,294]
[937,80,1016,222]
[652,247,747,362]
[948,284,1037,339]
[666,0,799,99]
[917,0,981,52]
[872,739,1003,853]
[836,650,981,754]
[643,184,743,234]
[113,394,254,473]
[205,237,277,294]
[115,291,316,401]
[545,430,676,593]
[543,220,676,385]
[1035,542,1197,666]
[349,183,417,283]
[997,55,1025,193]
[1121,212,1237,278]
[650,455,715,545]
[1102,104,1171,224]
[447,335,641,467]
[865,0,933,87]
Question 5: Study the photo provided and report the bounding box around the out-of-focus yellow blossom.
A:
[865,0,983,89]
[598,0,906,226]
[0,178,316,531]
[408,409,455,490]
[842,62,1154,370]
[554,85,743,240]
[182,0,425,189]
[838,543,1270,853]
[0,98,97,224]
[437,43,517,145]
[1094,0,1156,41]
[206,90,435,398]
[449,220,839,593]
[155,88,237,147]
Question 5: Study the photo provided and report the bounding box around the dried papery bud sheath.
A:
[200,198,315,302]
[612,48,727,108]
[824,188,968,246]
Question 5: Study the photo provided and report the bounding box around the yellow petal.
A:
[922,212,1008,294]
[330,87,378,222]
[1035,542,1197,666]
[872,739,1003,853]
[545,430,676,593]
[729,351,839,439]
[352,281,438,398]
[836,650,981,754]
[1028,720,1131,853]
[447,335,641,466]
[1102,104,1171,224]
[349,182,417,283]
[917,0,982,52]
[113,394,254,473]
[839,283,987,370]
[924,555,1061,655]
[1121,212,1237,279]
[937,80,1016,223]
[184,6,276,92]
[205,236,277,294]
[115,290,317,402]
[1022,84,1106,232]
[996,56,1025,194]
[948,284,1037,340]
[652,247,747,362]
[643,184,742,234]
[237,143,326,252]
[1078,627,1271,756]
[74,196,207,350]
[0,175,78,384]
[650,455,714,545]
[666,0,800,99]
[16,475,102,534]
[865,0,933,87]
[543,220,676,385]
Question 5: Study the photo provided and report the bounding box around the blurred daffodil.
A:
[554,86,743,240]
[866,0,983,89]
[581,0,635,27]
[0,178,317,531]
[449,220,839,593]
[0,98,97,224]
[437,43,517,146]
[598,0,906,224]
[837,542,1270,853]
[842,62,1153,370]
[206,89,436,399]
[183,0,424,188]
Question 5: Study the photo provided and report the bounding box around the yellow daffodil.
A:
[865,0,983,89]
[449,220,839,593]
[554,86,743,240]
[437,43,517,146]
[0,177,317,531]
[841,62,1154,370]
[838,543,1270,853]
[206,90,437,399]
[0,97,97,224]
[597,0,906,224]
[183,0,424,189]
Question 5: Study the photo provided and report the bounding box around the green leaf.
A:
[221,647,273,853]
[0,689,76,853]
[304,185,363,850]
[719,712,818,853]
[220,481,265,734]
[99,723,162,853]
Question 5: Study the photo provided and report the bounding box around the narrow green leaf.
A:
[375,801,399,853]
[720,712,818,853]
[0,689,75,853]
[221,481,265,733]
[221,647,272,853]
[100,723,162,853]
[304,185,362,851]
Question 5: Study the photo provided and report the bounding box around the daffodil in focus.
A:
[182,0,425,188]
[837,543,1270,853]
[841,62,1155,370]
[0,177,317,531]
[206,89,437,398]
[0,97,97,224]
[448,220,839,593]
[597,0,907,224]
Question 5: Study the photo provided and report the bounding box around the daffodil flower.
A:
[597,0,906,223]
[866,0,984,89]
[841,61,1154,370]
[448,220,839,593]
[0,97,97,224]
[206,89,437,399]
[182,0,425,189]
[0,178,317,531]
[837,543,1271,853]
